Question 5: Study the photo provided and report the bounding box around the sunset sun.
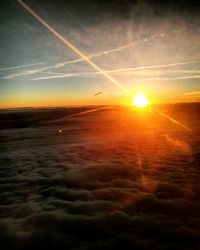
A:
[132,92,150,108]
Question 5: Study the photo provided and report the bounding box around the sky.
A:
[0,0,200,108]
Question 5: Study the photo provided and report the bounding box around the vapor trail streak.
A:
[45,105,113,124]
[32,69,200,81]
[122,60,200,71]
[16,0,193,134]
[17,0,126,91]
[58,33,165,65]
[6,57,199,80]
[3,33,168,79]
[0,62,46,71]
[65,105,113,118]
[155,110,191,131]
[31,59,200,81]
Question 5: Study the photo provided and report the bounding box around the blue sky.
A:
[0,0,200,107]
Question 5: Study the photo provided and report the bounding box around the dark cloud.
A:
[0,105,200,249]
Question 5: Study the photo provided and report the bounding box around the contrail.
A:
[17,0,193,133]
[124,59,200,71]
[65,105,113,119]
[29,58,200,80]
[32,72,105,80]
[58,33,165,65]
[6,62,200,80]
[17,0,126,91]
[155,110,191,131]
[3,25,193,80]
[44,105,113,124]
[4,34,164,78]
[32,66,200,81]
[0,62,46,71]
[5,2,169,80]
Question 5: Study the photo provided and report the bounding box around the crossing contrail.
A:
[3,33,167,79]
[6,1,169,79]
[5,58,200,80]
[17,0,126,91]
[17,0,192,133]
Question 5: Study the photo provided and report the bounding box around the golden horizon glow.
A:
[132,92,150,108]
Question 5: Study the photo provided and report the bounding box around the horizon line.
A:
[0,101,199,111]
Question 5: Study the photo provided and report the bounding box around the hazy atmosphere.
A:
[0,0,200,107]
[0,1,200,250]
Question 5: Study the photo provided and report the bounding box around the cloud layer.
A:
[0,105,200,249]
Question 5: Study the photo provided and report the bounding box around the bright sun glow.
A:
[132,92,150,108]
